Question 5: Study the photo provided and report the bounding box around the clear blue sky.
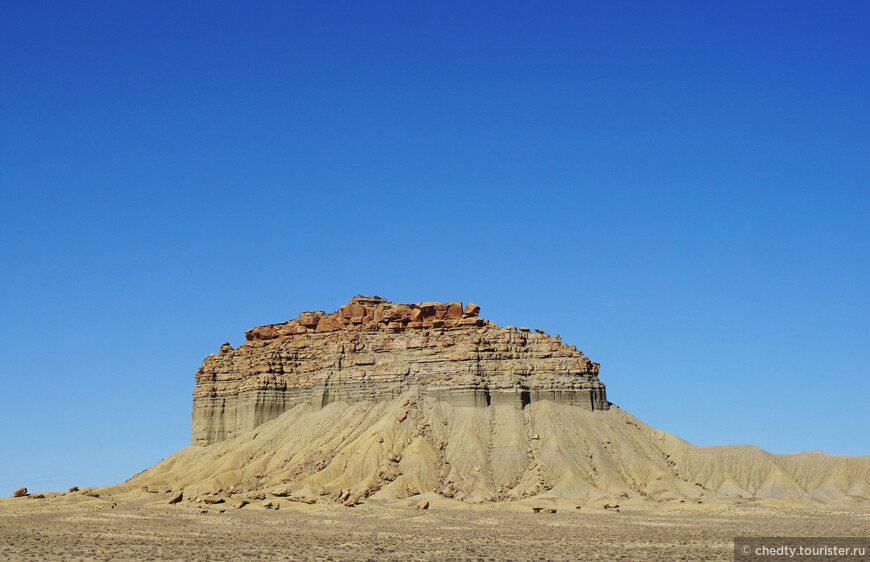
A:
[2,1,868,493]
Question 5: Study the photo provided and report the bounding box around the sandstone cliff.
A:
[192,296,609,446]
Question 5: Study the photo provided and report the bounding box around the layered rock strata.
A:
[192,296,608,446]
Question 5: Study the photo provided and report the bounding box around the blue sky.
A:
[2,1,868,493]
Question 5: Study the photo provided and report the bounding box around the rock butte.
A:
[20,295,867,508]
[193,296,608,446]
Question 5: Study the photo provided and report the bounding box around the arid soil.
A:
[1,495,867,561]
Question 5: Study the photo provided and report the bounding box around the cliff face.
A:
[192,296,608,446]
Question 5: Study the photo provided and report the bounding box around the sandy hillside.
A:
[102,392,869,510]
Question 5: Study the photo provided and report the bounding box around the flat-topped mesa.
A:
[192,296,609,446]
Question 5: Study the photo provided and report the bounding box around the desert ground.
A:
[2,493,868,561]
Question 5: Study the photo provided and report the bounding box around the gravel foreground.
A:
[1,496,868,561]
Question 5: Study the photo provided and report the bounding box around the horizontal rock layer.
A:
[192,296,608,446]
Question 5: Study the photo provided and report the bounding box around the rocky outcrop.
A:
[192,296,608,446]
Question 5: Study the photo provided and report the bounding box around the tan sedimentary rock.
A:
[192,296,608,445]
[12,488,27,498]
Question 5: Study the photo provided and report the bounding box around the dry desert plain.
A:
[1,492,868,561]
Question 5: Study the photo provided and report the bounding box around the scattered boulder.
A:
[201,495,224,504]
[12,488,27,498]
[234,500,248,509]
[344,493,361,507]
[68,486,79,493]
[406,487,420,497]
[28,493,45,499]
[416,499,429,510]
[168,491,183,504]
[396,411,408,422]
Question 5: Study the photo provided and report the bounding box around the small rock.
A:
[406,487,420,497]
[344,493,361,507]
[234,500,248,509]
[531,434,541,440]
[69,486,79,493]
[199,509,208,514]
[12,487,28,498]
[388,452,400,463]
[377,436,384,443]
[303,496,318,504]
[396,411,408,422]
[168,491,183,504]
[28,493,45,499]
[416,499,429,510]
[202,496,224,504]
